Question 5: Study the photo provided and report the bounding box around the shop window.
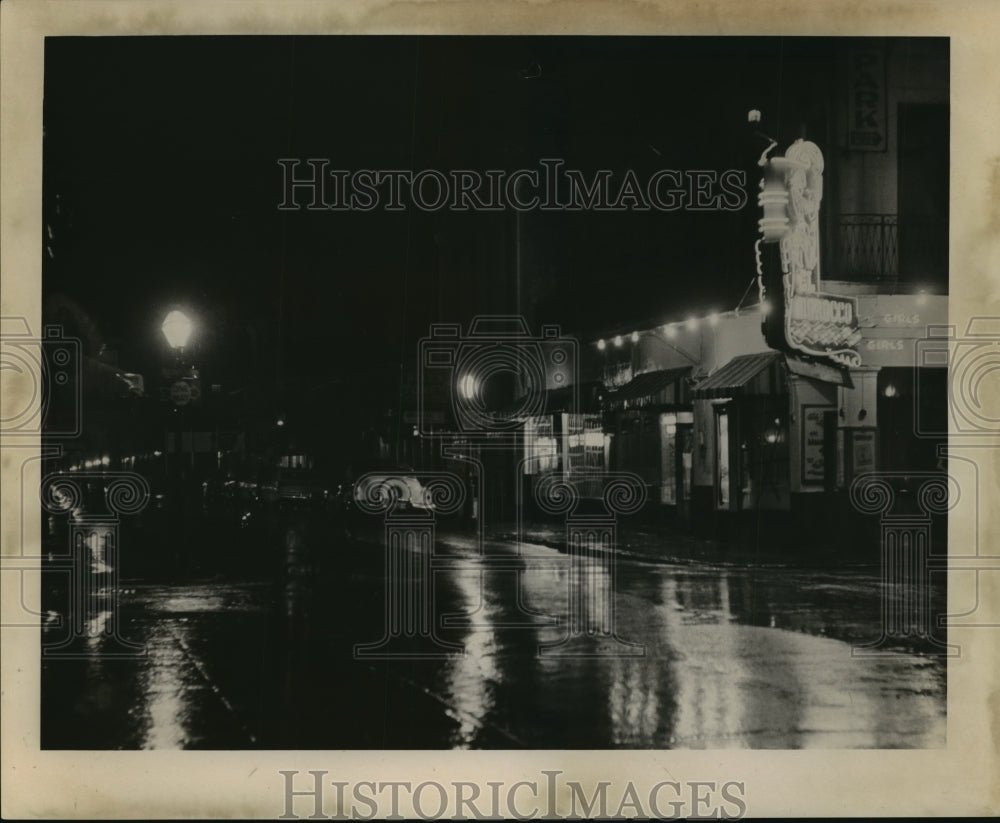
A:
[715,407,731,509]
[566,414,606,473]
[583,415,606,471]
[660,414,677,505]
[523,416,559,475]
[678,424,693,503]
[801,405,836,486]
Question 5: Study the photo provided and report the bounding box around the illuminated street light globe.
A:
[161,310,194,350]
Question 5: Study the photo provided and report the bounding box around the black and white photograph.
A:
[2,2,998,819]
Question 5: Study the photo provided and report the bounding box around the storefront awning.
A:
[603,367,692,410]
[692,351,783,399]
[784,354,854,388]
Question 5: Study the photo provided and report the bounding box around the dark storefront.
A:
[604,367,693,520]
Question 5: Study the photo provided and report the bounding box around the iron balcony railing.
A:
[834,213,948,285]
[836,213,899,283]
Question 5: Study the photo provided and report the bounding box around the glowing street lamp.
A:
[161,310,194,350]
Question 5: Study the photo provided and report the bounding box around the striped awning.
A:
[692,351,783,399]
[785,354,853,387]
[603,367,692,410]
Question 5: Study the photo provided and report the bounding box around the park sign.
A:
[756,139,862,368]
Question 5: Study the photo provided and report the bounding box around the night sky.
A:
[42,36,840,383]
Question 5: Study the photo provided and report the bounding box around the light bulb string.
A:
[593,290,764,350]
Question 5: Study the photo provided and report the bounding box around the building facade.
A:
[518,37,949,550]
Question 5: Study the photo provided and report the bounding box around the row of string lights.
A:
[593,301,769,350]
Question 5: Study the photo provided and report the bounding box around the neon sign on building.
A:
[757,139,862,368]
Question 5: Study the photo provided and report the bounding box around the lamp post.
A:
[160,308,201,479]
[159,308,202,578]
[160,309,200,391]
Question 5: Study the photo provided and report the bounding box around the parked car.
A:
[339,460,434,513]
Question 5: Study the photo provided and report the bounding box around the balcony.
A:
[834,214,948,289]
[835,214,899,284]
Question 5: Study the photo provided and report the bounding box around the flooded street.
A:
[40,520,946,750]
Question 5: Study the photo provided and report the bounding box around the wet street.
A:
[40,518,947,750]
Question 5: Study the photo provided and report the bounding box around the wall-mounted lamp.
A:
[764,416,783,445]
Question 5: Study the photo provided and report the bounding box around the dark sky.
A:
[42,36,840,379]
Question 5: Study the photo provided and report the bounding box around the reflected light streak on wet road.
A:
[41,533,946,750]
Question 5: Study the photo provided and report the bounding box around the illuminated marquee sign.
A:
[786,293,862,362]
[756,139,862,368]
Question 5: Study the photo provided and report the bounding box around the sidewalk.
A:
[342,509,885,570]
[482,518,881,570]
